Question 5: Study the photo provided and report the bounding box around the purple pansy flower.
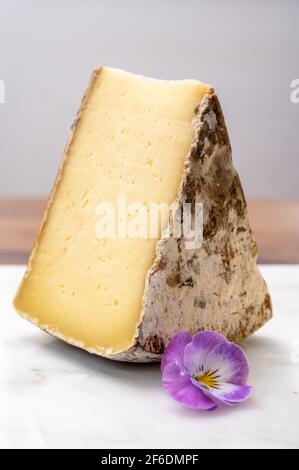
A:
[161,331,252,410]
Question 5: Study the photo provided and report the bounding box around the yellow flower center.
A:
[195,370,220,389]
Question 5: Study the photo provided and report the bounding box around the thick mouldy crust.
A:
[111,93,272,362]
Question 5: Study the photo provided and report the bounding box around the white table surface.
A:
[0,265,298,449]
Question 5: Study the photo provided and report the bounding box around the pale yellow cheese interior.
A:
[14,67,211,354]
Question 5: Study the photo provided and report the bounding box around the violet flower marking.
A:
[161,331,252,410]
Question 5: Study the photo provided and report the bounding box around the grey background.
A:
[0,0,298,198]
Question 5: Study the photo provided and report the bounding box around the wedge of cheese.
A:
[14,67,272,361]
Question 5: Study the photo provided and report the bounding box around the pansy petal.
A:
[196,380,252,406]
[161,332,192,371]
[204,341,250,385]
[162,363,216,410]
[184,331,227,375]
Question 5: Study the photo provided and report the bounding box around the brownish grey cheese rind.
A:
[110,93,272,362]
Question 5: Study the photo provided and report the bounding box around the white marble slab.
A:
[0,265,298,449]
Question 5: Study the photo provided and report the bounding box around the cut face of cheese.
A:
[14,67,212,355]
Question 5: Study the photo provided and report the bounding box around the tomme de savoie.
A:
[14,67,272,361]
